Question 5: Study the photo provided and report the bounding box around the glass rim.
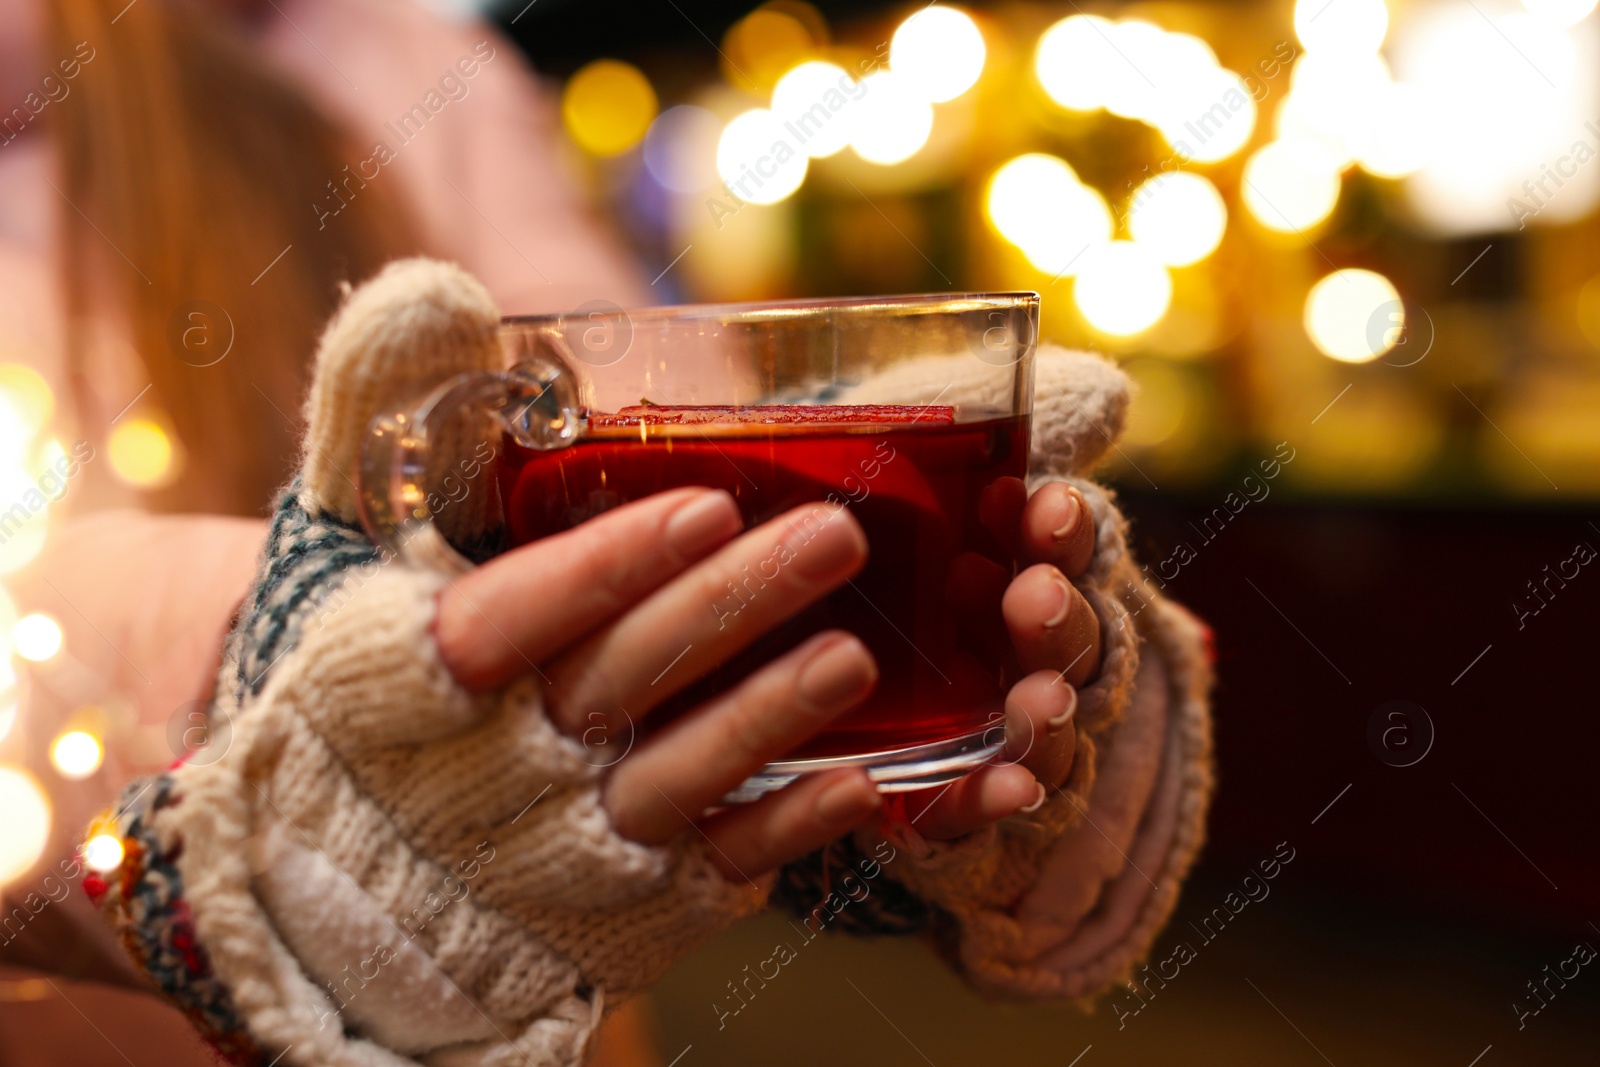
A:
[500,290,1040,328]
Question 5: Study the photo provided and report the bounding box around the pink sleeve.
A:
[251,0,651,313]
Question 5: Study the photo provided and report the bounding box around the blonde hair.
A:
[47,0,421,514]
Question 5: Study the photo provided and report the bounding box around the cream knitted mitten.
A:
[777,348,1215,1001]
[84,260,767,1067]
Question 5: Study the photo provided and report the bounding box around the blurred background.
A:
[1,0,1597,1063]
[507,1,1600,1063]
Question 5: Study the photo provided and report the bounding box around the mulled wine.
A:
[499,404,1029,761]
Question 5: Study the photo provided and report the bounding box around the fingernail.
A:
[797,636,877,708]
[665,491,742,558]
[1043,572,1074,629]
[1019,780,1047,813]
[786,505,867,580]
[1046,685,1078,734]
[1051,490,1081,541]
[816,774,881,825]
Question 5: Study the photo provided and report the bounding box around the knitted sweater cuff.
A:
[86,557,768,1067]
[836,478,1214,1002]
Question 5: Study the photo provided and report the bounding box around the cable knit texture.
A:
[88,259,767,1067]
[87,260,1214,1064]
[816,343,1216,1002]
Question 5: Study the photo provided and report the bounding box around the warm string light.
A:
[1304,269,1404,362]
[0,766,50,886]
[1035,15,1256,164]
[51,729,103,779]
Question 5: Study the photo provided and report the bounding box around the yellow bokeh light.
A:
[723,7,818,93]
[108,417,175,487]
[84,833,124,873]
[1358,82,1437,178]
[771,61,859,158]
[1035,14,1118,111]
[1242,139,1343,232]
[848,72,934,165]
[13,612,62,662]
[1295,0,1389,54]
[0,512,46,575]
[0,365,53,437]
[986,154,1112,276]
[716,109,809,204]
[1304,268,1404,362]
[1277,51,1392,167]
[890,5,986,104]
[0,765,50,886]
[1161,69,1257,164]
[1102,20,1170,120]
[0,699,15,745]
[561,59,658,157]
[1128,172,1228,266]
[1522,0,1599,26]
[1074,241,1173,336]
[51,730,103,779]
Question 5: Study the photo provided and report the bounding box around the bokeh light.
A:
[0,699,15,745]
[51,730,103,779]
[1357,82,1437,178]
[108,418,176,487]
[1395,4,1593,234]
[84,833,124,873]
[716,109,809,203]
[644,105,724,193]
[1128,172,1228,266]
[1160,69,1257,164]
[771,61,859,157]
[561,59,658,157]
[890,6,986,103]
[1074,241,1173,336]
[0,365,53,437]
[848,72,934,165]
[986,154,1112,276]
[1035,15,1118,111]
[722,6,819,93]
[1242,139,1343,231]
[1520,0,1598,27]
[1304,268,1404,362]
[0,766,50,886]
[14,612,62,662]
[1277,51,1393,168]
[1295,0,1389,55]
[1037,15,1254,164]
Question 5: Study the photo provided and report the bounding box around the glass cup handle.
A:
[357,352,582,574]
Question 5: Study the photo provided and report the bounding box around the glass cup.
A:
[359,293,1039,800]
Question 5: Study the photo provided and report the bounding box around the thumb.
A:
[1030,346,1131,478]
[299,257,503,525]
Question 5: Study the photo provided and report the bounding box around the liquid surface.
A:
[499,407,1029,760]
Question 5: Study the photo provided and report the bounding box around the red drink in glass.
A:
[498,404,1029,761]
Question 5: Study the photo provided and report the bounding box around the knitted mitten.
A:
[83,259,768,1067]
[777,347,1215,1001]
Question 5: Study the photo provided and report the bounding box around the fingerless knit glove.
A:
[776,348,1215,1002]
[85,260,768,1067]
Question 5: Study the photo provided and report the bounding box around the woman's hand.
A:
[432,487,885,883]
[910,478,1102,840]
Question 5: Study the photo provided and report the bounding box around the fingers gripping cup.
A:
[359,293,1039,801]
